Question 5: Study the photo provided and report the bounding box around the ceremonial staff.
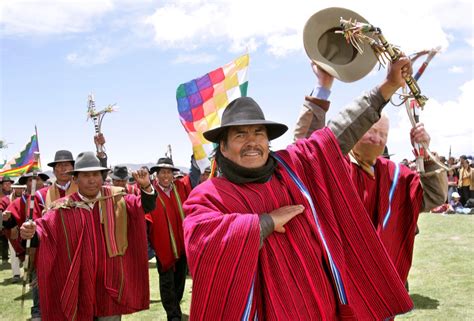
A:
[337,19,449,175]
[86,94,117,157]
[21,151,40,308]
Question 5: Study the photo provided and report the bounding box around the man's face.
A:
[13,187,24,197]
[74,171,103,198]
[112,179,127,188]
[157,168,173,188]
[353,116,389,164]
[26,177,45,194]
[1,181,12,192]
[53,162,74,184]
[220,125,270,169]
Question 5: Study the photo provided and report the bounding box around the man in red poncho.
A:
[294,62,447,288]
[34,150,78,216]
[147,157,189,321]
[20,151,156,321]
[183,53,419,319]
[3,171,49,320]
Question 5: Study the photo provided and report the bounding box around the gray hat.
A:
[150,157,179,174]
[0,176,14,184]
[303,7,378,82]
[47,150,75,167]
[110,165,130,180]
[67,151,109,175]
[203,97,288,143]
[18,172,50,185]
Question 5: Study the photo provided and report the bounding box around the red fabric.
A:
[7,194,42,226]
[147,180,189,271]
[1,196,25,256]
[348,158,423,283]
[35,188,149,321]
[126,183,141,196]
[34,185,67,216]
[180,175,193,196]
[183,128,413,321]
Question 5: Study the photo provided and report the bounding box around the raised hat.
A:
[18,172,50,185]
[303,7,378,82]
[149,157,179,174]
[203,97,288,143]
[67,151,109,175]
[110,165,130,180]
[47,150,75,167]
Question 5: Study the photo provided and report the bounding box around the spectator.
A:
[458,156,473,206]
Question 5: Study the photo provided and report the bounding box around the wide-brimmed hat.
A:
[0,176,14,184]
[67,151,109,175]
[203,97,288,143]
[110,165,130,180]
[451,192,461,199]
[47,150,75,167]
[303,7,378,82]
[18,172,50,185]
[149,157,179,174]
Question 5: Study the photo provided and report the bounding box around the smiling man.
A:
[147,157,189,321]
[183,57,417,321]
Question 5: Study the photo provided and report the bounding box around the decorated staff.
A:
[21,152,40,308]
[86,93,117,157]
[333,13,448,175]
[405,48,446,174]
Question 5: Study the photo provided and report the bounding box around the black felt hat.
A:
[203,97,288,143]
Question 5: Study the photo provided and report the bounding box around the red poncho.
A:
[146,181,189,271]
[349,157,423,283]
[35,189,149,321]
[183,128,413,321]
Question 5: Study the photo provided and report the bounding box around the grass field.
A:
[0,213,472,321]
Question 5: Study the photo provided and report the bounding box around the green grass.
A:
[0,213,472,320]
[398,213,474,321]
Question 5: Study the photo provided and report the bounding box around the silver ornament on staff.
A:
[21,151,40,308]
[86,93,117,156]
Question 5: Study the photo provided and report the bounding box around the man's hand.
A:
[132,169,152,192]
[410,122,431,147]
[312,62,334,90]
[94,133,106,146]
[379,55,413,101]
[20,221,36,240]
[269,205,305,233]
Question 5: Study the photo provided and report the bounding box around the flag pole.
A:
[21,151,40,308]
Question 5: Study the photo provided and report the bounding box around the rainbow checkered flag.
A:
[176,54,249,171]
[0,128,41,177]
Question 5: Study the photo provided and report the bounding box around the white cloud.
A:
[449,66,464,73]
[172,53,217,65]
[144,0,468,57]
[389,80,474,160]
[66,39,116,66]
[1,0,114,35]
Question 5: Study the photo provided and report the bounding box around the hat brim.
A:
[110,173,130,180]
[149,164,180,175]
[203,119,288,143]
[47,160,75,167]
[67,166,110,175]
[18,173,50,185]
[303,7,378,83]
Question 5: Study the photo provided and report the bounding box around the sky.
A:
[1,0,473,170]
